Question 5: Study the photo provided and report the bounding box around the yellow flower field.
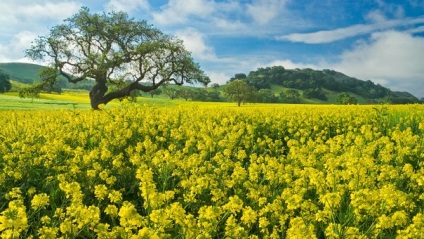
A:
[1,103,424,238]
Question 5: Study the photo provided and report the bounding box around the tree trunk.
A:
[88,80,167,109]
[89,80,108,110]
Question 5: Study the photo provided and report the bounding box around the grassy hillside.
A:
[0,62,43,84]
[0,62,94,90]
[9,80,30,91]
[2,62,420,105]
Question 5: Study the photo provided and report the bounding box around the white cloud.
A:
[0,1,81,63]
[264,59,317,70]
[104,0,150,13]
[277,17,424,44]
[175,28,217,61]
[152,0,215,25]
[0,31,39,62]
[16,2,82,20]
[407,25,424,33]
[333,31,424,97]
[213,18,246,31]
[246,0,288,25]
[205,71,231,85]
[365,9,387,23]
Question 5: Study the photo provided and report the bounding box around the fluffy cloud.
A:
[246,0,289,25]
[152,0,215,25]
[277,17,424,44]
[0,1,81,62]
[104,0,150,13]
[333,31,424,97]
[175,28,217,61]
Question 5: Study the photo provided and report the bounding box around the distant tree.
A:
[303,88,327,101]
[336,93,358,105]
[149,88,162,98]
[19,86,41,99]
[178,88,192,101]
[0,70,12,93]
[25,7,207,109]
[258,89,278,103]
[384,92,419,104]
[224,80,256,106]
[420,97,424,103]
[229,73,247,83]
[280,89,301,103]
[163,87,180,100]
[191,88,221,102]
[211,83,220,89]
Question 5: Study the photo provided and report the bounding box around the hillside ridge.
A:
[1,62,420,104]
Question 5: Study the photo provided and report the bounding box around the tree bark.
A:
[89,80,108,109]
[89,80,170,109]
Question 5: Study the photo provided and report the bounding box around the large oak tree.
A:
[26,7,208,109]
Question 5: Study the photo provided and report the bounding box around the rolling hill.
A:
[230,66,419,104]
[0,62,94,90]
[0,62,43,84]
[1,62,420,104]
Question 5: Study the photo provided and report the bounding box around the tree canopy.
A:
[228,66,419,103]
[224,80,256,106]
[25,7,208,109]
[336,93,358,105]
[0,70,12,93]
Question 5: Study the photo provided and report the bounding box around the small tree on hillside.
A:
[280,89,301,103]
[163,87,180,100]
[25,7,208,109]
[336,93,358,105]
[149,88,162,98]
[0,70,12,93]
[224,80,256,106]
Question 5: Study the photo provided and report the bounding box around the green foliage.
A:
[149,88,162,98]
[280,89,301,103]
[257,88,278,103]
[178,88,193,101]
[336,93,358,105]
[303,88,327,101]
[38,67,63,93]
[384,92,420,104]
[191,88,221,102]
[0,70,12,93]
[19,86,41,99]
[25,7,207,109]
[0,63,43,84]
[0,63,93,91]
[163,87,180,100]
[230,66,419,103]
[224,80,256,106]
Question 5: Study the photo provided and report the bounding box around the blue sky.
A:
[0,0,423,97]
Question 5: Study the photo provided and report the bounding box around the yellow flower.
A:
[94,184,108,201]
[31,193,50,210]
[241,206,257,226]
[0,200,28,234]
[108,190,122,203]
[223,195,244,215]
[105,205,118,218]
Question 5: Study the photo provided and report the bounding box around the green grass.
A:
[9,80,30,91]
[0,93,90,110]
[0,92,260,111]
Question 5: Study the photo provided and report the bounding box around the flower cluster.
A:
[1,103,424,238]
